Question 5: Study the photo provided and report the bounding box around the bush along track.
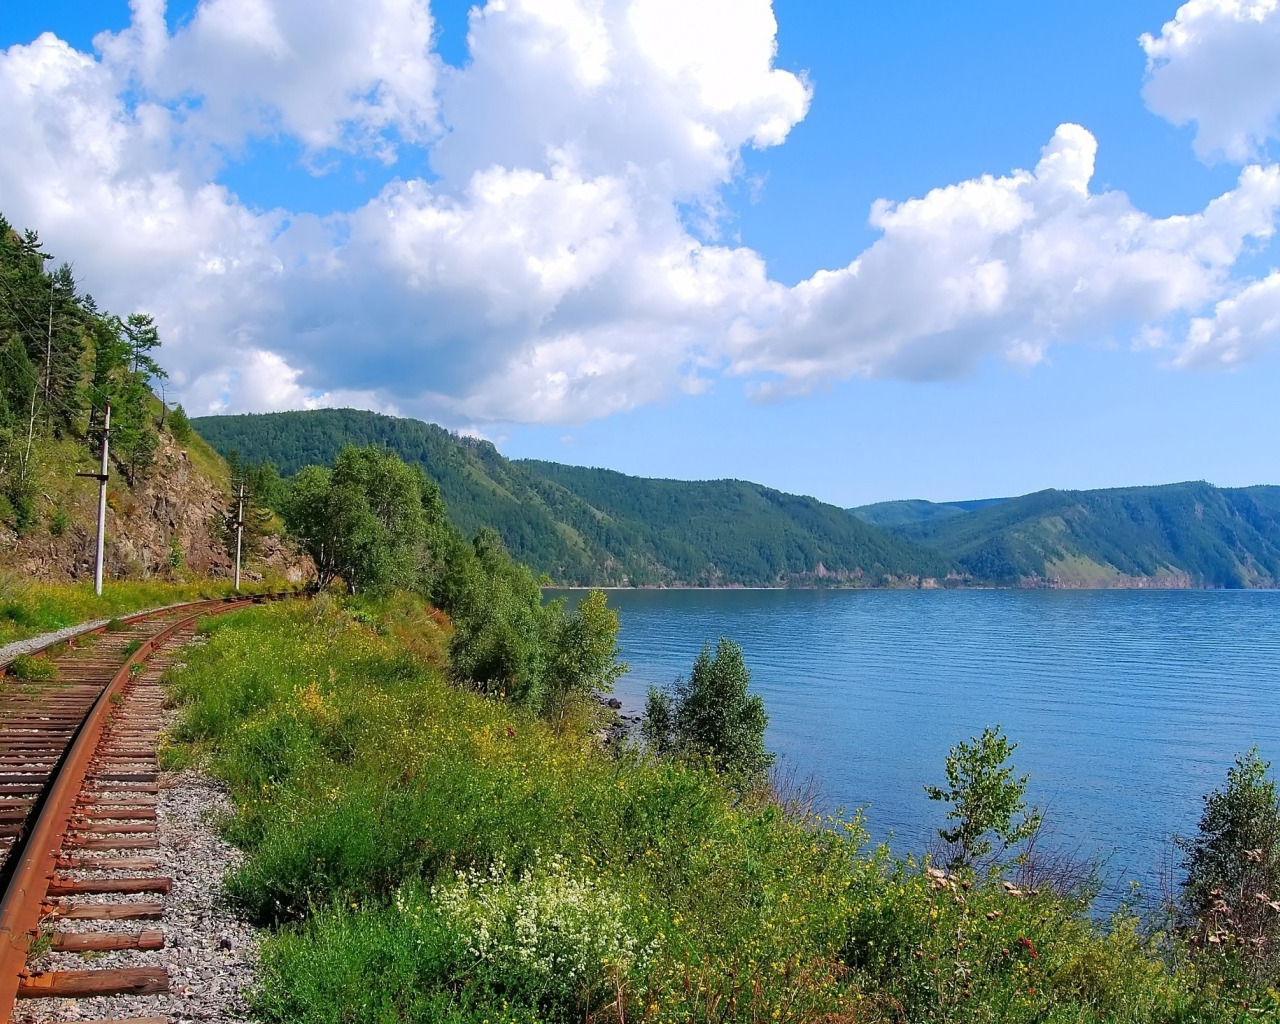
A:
[158,595,1280,1024]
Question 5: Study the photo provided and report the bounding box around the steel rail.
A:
[0,591,294,1018]
[0,590,301,673]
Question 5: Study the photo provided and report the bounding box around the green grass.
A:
[162,598,1278,1024]
[0,578,282,648]
[7,653,56,680]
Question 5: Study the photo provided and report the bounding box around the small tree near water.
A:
[643,638,774,786]
[1179,748,1280,973]
[540,589,627,726]
[925,725,1041,870]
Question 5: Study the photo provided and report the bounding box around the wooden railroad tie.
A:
[46,902,165,920]
[68,822,157,835]
[65,837,160,850]
[47,876,171,897]
[17,966,168,998]
[50,929,165,952]
[77,806,159,820]
[56,856,160,871]
[43,1016,169,1024]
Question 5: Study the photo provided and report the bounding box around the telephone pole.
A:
[76,401,110,596]
[233,484,244,592]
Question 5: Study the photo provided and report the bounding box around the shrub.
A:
[2,488,36,534]
[925,724,1041,870]
[643,637,774,784]
[1,601,34,627]
[432,856,652,1019]
[442,533,625,722]
[49,508,69,537]
[444,533,547,706]
[8,653,56,680]
[538,589,626,725]
[1179,749,1280,978]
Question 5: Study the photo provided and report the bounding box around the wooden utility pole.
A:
[76,402,110,596]
[233,484,244,592]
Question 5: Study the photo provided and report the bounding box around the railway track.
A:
[0,594,291,1024]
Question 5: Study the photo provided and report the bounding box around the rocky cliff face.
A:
[2,432,310,584]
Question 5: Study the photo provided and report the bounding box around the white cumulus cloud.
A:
[97,0,440,158]
[430,0,810,197]
[732,126,1280,390]
[0,0,1279,424]
[1142,0,1280,162]
[1177,271,1280,365]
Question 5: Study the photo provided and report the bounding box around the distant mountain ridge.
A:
[191,409,953,587]
[193,409,1280,589]
[852,483,1280,588]
[851,497,1007,529]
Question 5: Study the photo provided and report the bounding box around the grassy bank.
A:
[0,578,290,648]
[163,598,1272,1023]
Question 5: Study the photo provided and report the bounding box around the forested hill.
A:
[851,497,1007,528]
[191,409,954,586]
[853,483,1280,588]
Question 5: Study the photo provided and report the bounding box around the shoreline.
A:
[542,583,1279,592]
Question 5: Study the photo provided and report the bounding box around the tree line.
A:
[0,215,172,531]
[191,407,957,587]
[234,442,626,725]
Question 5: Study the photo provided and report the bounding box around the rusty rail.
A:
[0,591,295,1019]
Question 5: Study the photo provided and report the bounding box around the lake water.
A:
[554,588,1280,906]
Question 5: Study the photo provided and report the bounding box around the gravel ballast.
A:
[17,641,261,1024]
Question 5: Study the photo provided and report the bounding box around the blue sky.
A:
[504,0,1280,503]
[3,0,1279,505]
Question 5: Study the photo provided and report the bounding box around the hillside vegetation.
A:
[852,496,1007,528]
[192,409,954,587]
[858,483,1280,587]
[0,213,304,584]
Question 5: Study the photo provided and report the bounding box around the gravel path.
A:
[0,618,113,668]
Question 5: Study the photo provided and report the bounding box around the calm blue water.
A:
[553,588,1280,904]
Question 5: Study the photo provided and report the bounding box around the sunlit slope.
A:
[520,460,955,586]
[192,409,954,586]
[865,482,1280,587]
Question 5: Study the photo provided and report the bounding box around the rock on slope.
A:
[1,431,308,584]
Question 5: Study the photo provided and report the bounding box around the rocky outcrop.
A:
[2,433,311,584]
